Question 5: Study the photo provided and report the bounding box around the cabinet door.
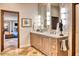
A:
[30,33,35,46]
[50,38,57,56]
[30,33,41,50]
[42,36,51,55]
[34,34,41,49]
[76,5,79,55]
[38,35,42,50]
[30,33,33,46]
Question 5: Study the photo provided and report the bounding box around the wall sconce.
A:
[38,15,41,26]
[46,3,51,31]
[47,11,51,25]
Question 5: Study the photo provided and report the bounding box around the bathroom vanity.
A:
[31,3,69,56]
[30,31,68,56]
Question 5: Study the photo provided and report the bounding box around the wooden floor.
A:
[0,47,45,56]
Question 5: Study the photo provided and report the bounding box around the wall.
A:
[0,3,38,48]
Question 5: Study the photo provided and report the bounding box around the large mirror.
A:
[37,3,60,31]
[51,4,60,30]
[34,3,68,34]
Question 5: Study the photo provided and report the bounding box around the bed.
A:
[5,31,18,39]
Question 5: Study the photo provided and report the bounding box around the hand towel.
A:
[60,40,68,51]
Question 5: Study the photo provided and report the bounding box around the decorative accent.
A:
[21,18,32,27]
[59,20,63,36]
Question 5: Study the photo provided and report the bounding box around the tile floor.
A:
[0,47,45,56]
[0,38,44,56]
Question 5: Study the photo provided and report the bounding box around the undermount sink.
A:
[50,31,57,34]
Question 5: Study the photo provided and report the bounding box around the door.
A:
[1,10,20,52]
[75,4,79,56]
[73,4,79,56]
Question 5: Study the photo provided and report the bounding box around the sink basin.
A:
[50,31,57,34]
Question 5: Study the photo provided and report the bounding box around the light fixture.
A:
[38,15,41,26]
[46,3,51,25]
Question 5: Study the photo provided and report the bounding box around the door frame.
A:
[72,3,79,56]
[1,10,20,52]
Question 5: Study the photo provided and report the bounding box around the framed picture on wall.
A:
[21,18,32,27]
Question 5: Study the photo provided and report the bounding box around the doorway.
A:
[1,10,20,52]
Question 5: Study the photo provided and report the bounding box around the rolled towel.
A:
[60,40,68,51]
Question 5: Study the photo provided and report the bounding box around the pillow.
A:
[13,31,18,36]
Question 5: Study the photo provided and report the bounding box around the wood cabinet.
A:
[30,32,68,56]
[42,36,51,55]
[30,33,41,49]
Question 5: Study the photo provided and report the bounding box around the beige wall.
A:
[0,3,38,49]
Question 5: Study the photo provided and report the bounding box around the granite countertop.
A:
[30,31,68,39]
